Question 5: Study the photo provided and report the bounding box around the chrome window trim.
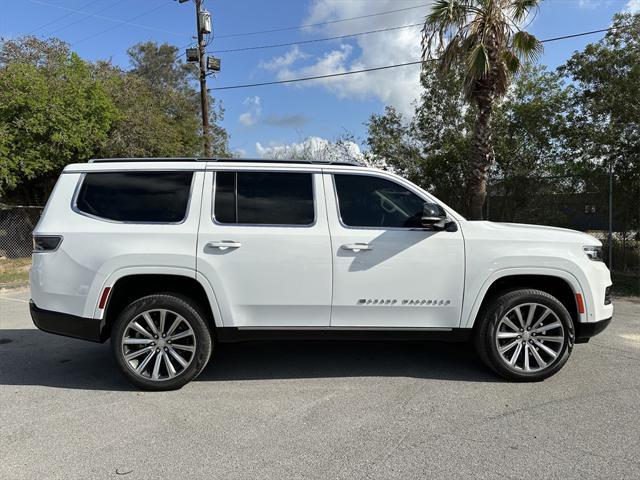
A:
[330,172,450,232]
[70,171,196,225]
[211,171,318,228]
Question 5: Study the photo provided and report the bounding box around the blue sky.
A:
[2,0,637,157]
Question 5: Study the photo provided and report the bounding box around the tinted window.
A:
[76,171,193,223]
[334,174,425,228]
[214,172,314,225]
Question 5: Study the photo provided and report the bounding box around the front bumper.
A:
[574,316,612,344]
[30,301,107,343]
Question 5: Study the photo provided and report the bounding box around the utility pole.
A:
[180,0,220,156]
[195,0,211,157]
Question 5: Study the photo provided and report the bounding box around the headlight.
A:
[583,245,603,262]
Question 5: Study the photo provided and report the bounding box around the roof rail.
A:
[88,157,362,166]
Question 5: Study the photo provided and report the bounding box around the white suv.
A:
[30,158,613,390]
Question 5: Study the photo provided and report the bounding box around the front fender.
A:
[462,267,587,329]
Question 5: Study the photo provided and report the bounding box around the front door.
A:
[197,168,332,328]
[325,172,465,328]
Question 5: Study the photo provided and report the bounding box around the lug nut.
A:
[151,342,155,346]
[517,335,521,339]
[164,347,168,352]
[156,348,160,352]
[154,335,158,339]
[162,333,166,338]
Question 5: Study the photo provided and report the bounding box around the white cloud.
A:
[259,45,309,71]
[256,136,365,163]
[238,95,261,127]
[626,0,640,12]
[577,0,603,9]
[259,1,427,116]
[238,95,308,128]
[233,148,247,158]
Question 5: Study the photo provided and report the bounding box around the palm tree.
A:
[422,0,543,219]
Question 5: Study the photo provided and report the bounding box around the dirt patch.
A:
[0,257,31,288]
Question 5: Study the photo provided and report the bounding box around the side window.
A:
[75,171,193,223]
[334,174,426,228]
[214,171,314,225]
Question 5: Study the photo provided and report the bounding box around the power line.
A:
[71,1,173,46]
[208,26,619,91]
[27,0,103,35]
[28,0,181,38]
[209,61,424,91]
[215,3,429,39]
[536,27,614,43]
[45,0,129,37]
[211,23,421,54]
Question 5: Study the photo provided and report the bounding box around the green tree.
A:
[367,66,473,212]
[0,37,116,203]
[561,13,640,236]
[489,64,572,223]
[96,62,203,158]
[366,63,571,217]
[422,0,543,219]
[125,41,229,157]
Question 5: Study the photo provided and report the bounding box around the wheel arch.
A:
[464,269,584,329]
[99,269,223,338]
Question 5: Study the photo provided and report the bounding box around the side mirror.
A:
[421,203,447,230]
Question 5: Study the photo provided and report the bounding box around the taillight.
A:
[33,235,62,252]
[604,286,612,305]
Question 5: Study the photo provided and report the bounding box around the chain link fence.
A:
[487,172,639,294]
[0,205,43,259]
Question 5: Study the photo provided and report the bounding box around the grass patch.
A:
[612,272,640,298]
[0,258,31,287]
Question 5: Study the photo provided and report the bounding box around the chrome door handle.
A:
[206,241,242,250]
[341,243,372,252]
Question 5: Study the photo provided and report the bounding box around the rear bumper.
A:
[575,316,612,344]
[30,301,106,343]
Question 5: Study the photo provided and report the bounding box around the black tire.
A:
[111,293,212,391]
[474,288,575,382]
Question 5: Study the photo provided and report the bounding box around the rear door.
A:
[197,166,332,328]
[325,171,465,328]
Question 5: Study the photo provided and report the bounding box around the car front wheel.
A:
[111,294,212,391]
[474,288,575,381]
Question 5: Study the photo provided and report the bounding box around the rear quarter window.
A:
[75,171,193,223]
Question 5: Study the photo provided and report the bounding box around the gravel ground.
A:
[1,288,639,480]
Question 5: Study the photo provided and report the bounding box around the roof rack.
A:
[88,157,362,166]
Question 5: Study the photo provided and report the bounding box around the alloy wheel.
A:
[120,309,197,381]
[494,303,566,373]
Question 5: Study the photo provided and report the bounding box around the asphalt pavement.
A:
[1,288,639,480]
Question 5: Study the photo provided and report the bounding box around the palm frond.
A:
[510,0,541,22]
[466,43,490,78]
[422,0,477,60]
[512,30,543,62]
[502,50,520,73]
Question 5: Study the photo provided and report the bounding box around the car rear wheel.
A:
[112,294,212,391]
[474,289,575,381]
